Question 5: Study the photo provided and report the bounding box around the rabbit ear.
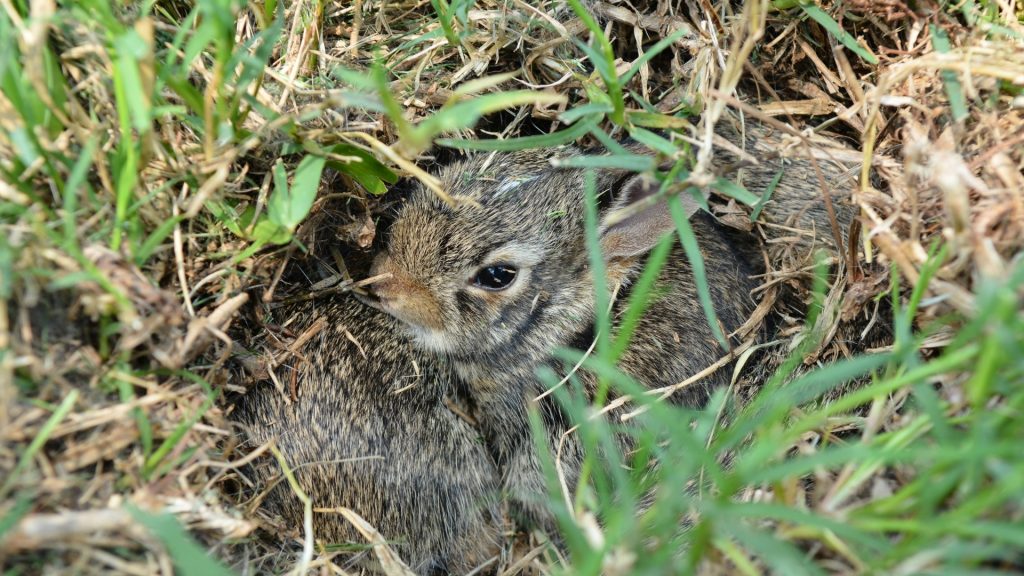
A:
[599,174,705,261]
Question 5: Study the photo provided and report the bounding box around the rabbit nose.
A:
[371,275,398,301]
[365,257,445,330]
[371,271,420,304]
[368,254,399,300]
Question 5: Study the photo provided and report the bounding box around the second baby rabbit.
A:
[232,292,503,574]
[366,117,858,530]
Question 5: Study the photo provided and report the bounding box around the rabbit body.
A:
[233,297,503,575]
[370,119,859,530]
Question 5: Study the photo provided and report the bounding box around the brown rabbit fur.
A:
[232,294,503,575]
[368,117,859,529]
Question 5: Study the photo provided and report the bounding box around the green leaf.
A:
[49,271,98,291]
[251,217,292,245]
[267,155,325,232]
[552,153,655,171]
[333,66,377,90]
[288,154,327,223]
[414,90,564,141]
[164,76,205,116]
[726,502,887,552]
[438,115,600,151]
[327,144,396,195]
[228,16,283,99]
[205,201,245,238]
[452,71,519,96]
[41,43,69,136]
[799,3,878,65]
[111,127,140,251]
[560,102,613,124]
[588,125,630,155]
[9,127,39,167]
[582,169,612,398]
[572,36,617,85]
[181,19,219,75]
[369,59,418,148]
[261,0,278,25]
[116,374,153,457]
[126,505,235,576]
[930,25,969,122]
[610,233,675,361]
[334,90,387,113]
[625,110,695,129]
[711,176,759,206]
[627,126,680,156]
[431,0,462,48]
[566,0,624,123]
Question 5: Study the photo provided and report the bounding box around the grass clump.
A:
[1,0,1023,574]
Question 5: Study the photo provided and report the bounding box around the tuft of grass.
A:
[535,254,1023,574]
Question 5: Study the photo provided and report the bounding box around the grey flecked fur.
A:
[232,298,503,575]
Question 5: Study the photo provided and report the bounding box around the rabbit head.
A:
[368,149,700,381]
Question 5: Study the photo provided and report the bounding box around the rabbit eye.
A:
[471,265,517,291]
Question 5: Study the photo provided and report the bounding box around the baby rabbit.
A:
[367,118,858,530]
[232,294,503,575]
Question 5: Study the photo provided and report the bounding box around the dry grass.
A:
[1,0,1023,574]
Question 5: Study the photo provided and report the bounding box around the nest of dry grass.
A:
[2,0,1022,573]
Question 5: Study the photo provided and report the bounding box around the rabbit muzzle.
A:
[368,253,448,336]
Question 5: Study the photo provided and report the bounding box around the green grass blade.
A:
[800,4,878,65]
[113,28,153,135]
[0,493,33,542]
[930,25,969,122]
[726,502,887,552]
[552,153,655,171]
[711,177,760,206]
[142,391,215,479]
[609,234,674,361]
[126,505,235,576]
[135,215,184,265]
[583,171,610,352]
[620,26,691,84]
[627,126,680,156]
[0,390,79,499]
[626,110,695,129]
[414,91,564,141]
[437,115,600,150]
[668,193,729,350]
[430,0,462,48]
[560,102,613,124]
[729,524,825,576]
[62,137,99,253]
[565,0,624,123]
[749,167,783,221]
